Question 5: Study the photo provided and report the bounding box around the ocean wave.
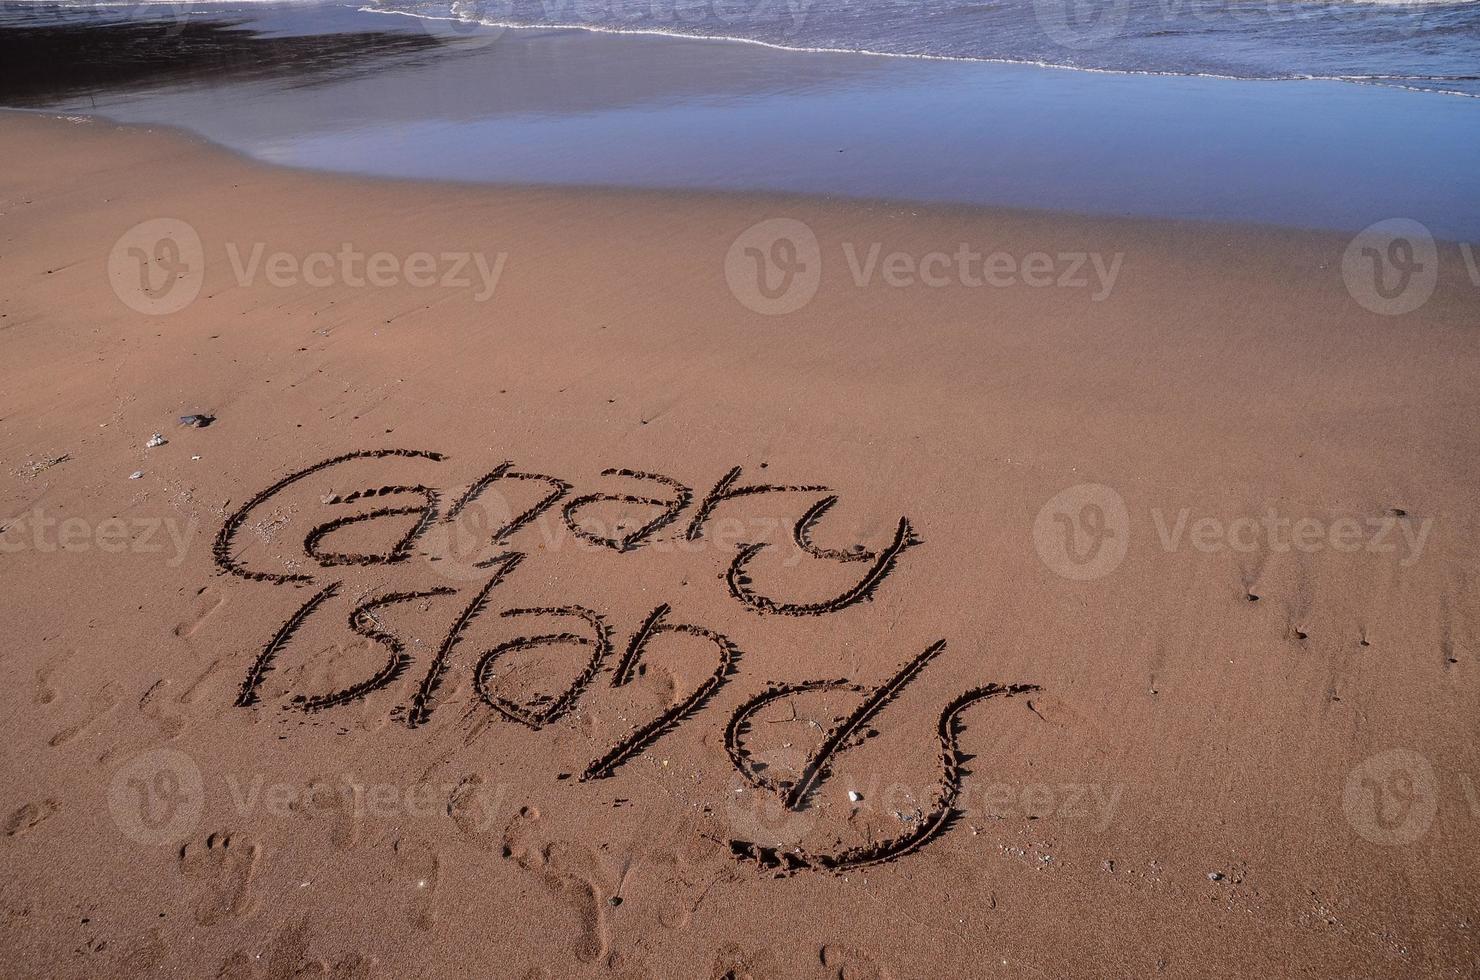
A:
[9,0,1478,98]
[353,5,1480,97]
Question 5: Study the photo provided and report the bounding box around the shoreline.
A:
[9,105,1450,246]
[353,7,1480,99]
[8,5,1479,237]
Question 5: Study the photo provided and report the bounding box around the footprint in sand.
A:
[447,773,505,849]
[32,649,76,706]
[3,799,59,838]
[218,917,376,980]
[289,776,362,851]
[709,942,782,980]
[179,657,231,706]
[642,817,726,933]
[138,678,188,740]
[34,665,59,705]
[819,945,894,980]
[118,928,167,974]
[173,586,227,639]
[501,806,611,964]
[393,837,441,932]
[179,832,261,925]
[48,682,121,747]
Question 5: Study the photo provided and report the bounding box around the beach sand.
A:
[2,110,1479,977]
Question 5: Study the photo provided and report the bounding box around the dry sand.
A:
[2,110,1479,978]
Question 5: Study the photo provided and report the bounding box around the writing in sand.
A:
[212,449,1039,876]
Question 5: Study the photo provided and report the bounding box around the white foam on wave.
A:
[355,5,1480,97]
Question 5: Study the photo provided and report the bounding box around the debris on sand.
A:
[128,471,144,480]
[14,453,71,478]
[178,414,215,428]
[145,433,166,448]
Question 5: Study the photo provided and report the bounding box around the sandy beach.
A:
[1,101,1478,977]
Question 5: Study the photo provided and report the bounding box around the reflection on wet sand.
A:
[4,4,1479,235]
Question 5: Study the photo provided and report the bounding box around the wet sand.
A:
[1,110,1479,977]
[7,4,1480,237]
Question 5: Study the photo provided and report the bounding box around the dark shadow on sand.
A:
[0,14,444,107]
